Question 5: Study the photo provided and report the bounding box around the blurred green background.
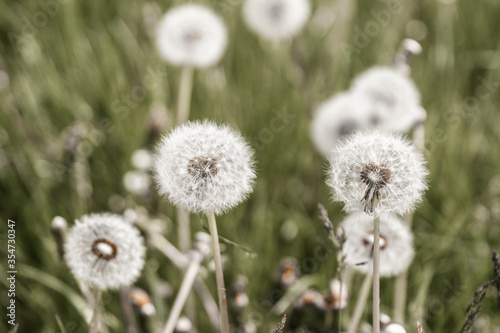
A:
[1,0,500,332]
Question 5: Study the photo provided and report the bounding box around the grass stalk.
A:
[163,252,203,333]
[347,273,372,333]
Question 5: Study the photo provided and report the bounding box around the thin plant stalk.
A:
[393,122,425,323]
[206,211,230,333]
[163,252,203,333]
[176,65,195,328]
[176,66,194,124]
[373,202,381,333]
[89,290,102,333]
[347,273,372,333]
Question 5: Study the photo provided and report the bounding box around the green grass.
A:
[1,0,500,332]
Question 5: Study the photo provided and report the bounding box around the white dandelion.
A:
[243,0,311,40]
[350,66,423,133]
[154,120,256,215]
[311,92,373,156]
[154,120,255,333]
[327,130,428,216]
[340,213,415,277]
[156,4,227,68]
[64,213,146,290]
[385,323,407,333]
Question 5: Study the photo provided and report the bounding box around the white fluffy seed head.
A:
[154,121,256,215]
[64,213,146,290]
[340,213,415,277]
[156,4,227,68]
[327,130,428,216]
[243,0,311,40]
[311,92,373,156]
[351,66,423,132]
[385,323,408,333]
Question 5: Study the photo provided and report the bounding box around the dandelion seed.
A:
[243,0,311,40]
[340,213,415,277]
[350,67,424,132]
[64,213,146,290]
[327,130,428,216]
[311,93,372,156]
[156,4,227,68]
[323,279,348,311]
[154,121,256,215]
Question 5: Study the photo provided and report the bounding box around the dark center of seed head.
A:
[92,239,118,261]
[362,232,387,250]
[188,155,219,180]
[359,162,392,213]
[269,2,285,19]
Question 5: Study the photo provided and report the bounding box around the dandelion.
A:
[132,149,154,171]
[341,213,414,276]
[154,121,255,333]
[154,121,256,215]
[156,4,227,68]
[243,0,311,40]
[384,323,407,333]
[64,213,146,290]
[344,212,414,333]
[350,66,424,133]
[327,130,428,216]
[311,93,372,156]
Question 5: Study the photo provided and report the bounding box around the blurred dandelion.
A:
[384,323,407,333]
[156,4,227,68]
[243,0,311,40]
[311,93,372,156]
[327,130,428,216]
[64,213,146,290]
[341,213,414,277]
[351,67,425,133]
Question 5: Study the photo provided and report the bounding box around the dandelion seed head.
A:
[327,130,428,216]
[156,4,227,68]
[243,0,311,40]
[64,213,146,290]
[311,93,372,156]
[154,121,256,215]
[340,213,414,277]
[351,66,423,132]
[385,323,408,333]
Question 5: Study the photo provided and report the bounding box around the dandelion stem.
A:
[206,211,230,333]
[176,66,194,124]
[89,290,102,333]
[347,273,372,333]
[176,64,196,328]
[163,252,203,333]
[372,202,381,333]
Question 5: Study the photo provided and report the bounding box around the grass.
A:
[1,0,500,332]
